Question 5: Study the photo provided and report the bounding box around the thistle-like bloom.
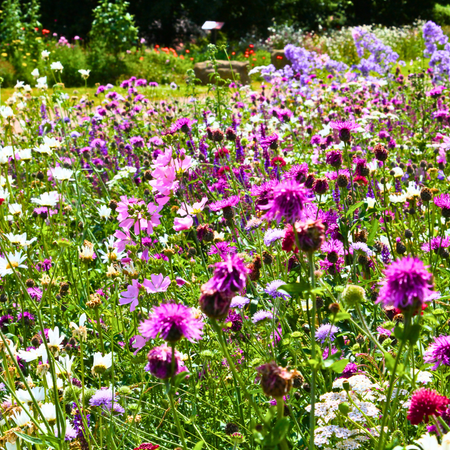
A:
[139,304,203,342]
[206,254,249,295]
[434,193,450,218]
[261,179,311,224]
[424,336,450,370]
[316,324,340,343]
[209,196,240,212]
[407,388,450,425]
[294,219,326,253]
[330,120,359,142]
[146,344,185,379]
[376,257,434,311]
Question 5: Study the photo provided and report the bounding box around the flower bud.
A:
[342,284,366,308]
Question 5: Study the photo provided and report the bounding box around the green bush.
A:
[434,3,450,26]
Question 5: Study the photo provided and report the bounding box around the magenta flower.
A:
[424,336,450,370]
[376,257,434,311]
[407,388,449,425]
[261,179,311,224]
[145,273,171,293]
[146,344,186,379]
[330,120,359,142]
[209,195,240,212]
[173,216,193,231]
[205,254,249,295]
[139,303,203,342]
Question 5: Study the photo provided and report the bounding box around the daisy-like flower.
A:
[48,326,65,354]
[50,166,73,181]
[209,196,240,213]
[70,313,88,341]
[31,191,60,207]
[139,303,203,342]
[98,205,112,220]
[4,232,36,248]
[261,179,311,224]
[8,203,22,216]
[92,352,112,374]
[178,197,208,216]
[0,250,27,276]
[424,336,450,370]
[407,388,449,425]
[79,69,91,79]
[376,256,434,311]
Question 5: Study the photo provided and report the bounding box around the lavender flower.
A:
[424,336,450,370]
[264,280,290,300]
[315,324,340,343]
[252,310,273,324]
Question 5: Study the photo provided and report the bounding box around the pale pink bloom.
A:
[146,202,163,234]
[144,273,171,293]
[174,216,193,231]
[149,165,179,195]
[114,229,135,252]
[173,152,193,174]
[178,197,208,216]
[119,279,141,312]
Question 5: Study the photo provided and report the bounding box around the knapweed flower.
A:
[376,257,434,311]
[434,193,450,218]
[199,286,232,320]
[294,219,326,253]
[206,254,249,295]
[407,389,450,425]
[209,196,240,219]
[316,324,340,343]
[261,179,311,223]
[256,362,297,398]
[139,304,203,343]
[330,120,359,142]
[146,344,185,379]
[424,336,450,370]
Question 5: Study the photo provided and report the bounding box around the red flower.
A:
[353,175,368,186]
[0,198,4,206]
[407,388,449,425]
[271,156,286,167]
[134,444,159,450]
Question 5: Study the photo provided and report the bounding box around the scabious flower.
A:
[264,280,290,300]
[261,179,311,223]
[376,257,434,311]
[230,296,250,309]
[407,389,450,425]
[316,324,340,343]
[139,304,203,343]
[252,310,273,324]
[264,228,285,246]
[424,336,450,370]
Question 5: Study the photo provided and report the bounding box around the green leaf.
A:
[333,311,351,322]
[346,201,364,218]
[367,219,380,244]
[394,325,404,341]
[385,352,395,373]
[330,358,349,373]
[172,371,190,390]
[307,358,321,369]
[15,432,43,445]
[193,441,205,450]
[278,280,309,296]
[265,418,290,445]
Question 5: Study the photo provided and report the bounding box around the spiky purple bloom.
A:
[206,254,249,294]
[341,363,359,379]
[284,163,309,183]
[421,236,450,253]
[139,304,203,343]
[315,324,340,343]
[252,310,273,324]
[424,336,450,370]
[209,196,240,212]
[330,120,359,142]
[376,257,434,311]
[261,179,311,224]
[434,194,450,217]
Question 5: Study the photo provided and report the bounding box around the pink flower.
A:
[178,197,208,216]
[174,216,193,231]
[149,165,179,195]
[119,279,142,312]
[144,273,171,293]
[114,229,135,252]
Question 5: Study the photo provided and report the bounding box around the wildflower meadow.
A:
[4,14,450,450]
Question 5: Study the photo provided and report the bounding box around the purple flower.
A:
[330,121,359,142]
[424,336,450,370]
[434,194,450,217]
[264,280,290,300]
[206,254,249,294]
[209,196,240,212]
[230,296,250,309]
[376,257,434,311]
[316,324,340,343]
[27,287,43,301]
[252,310,273,324]
[264,228,285,246]
[283,163,309,183]
[341,363,359,379]
[146,344,185,379]
[261,179,311,223]
[139,304,203,343]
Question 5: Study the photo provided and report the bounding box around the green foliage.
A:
[434,3,450,25]
[90,0,139,55]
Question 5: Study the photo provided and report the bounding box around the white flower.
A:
[4,232,36,248]
[41,402,57,422]
[16,387,45,403]
[98,205,111,220]
[70,313,88,341]
[48,326,65,352]
[55,354,75,377]
[41,50,51,59]
[31,191,60,207]
[78,69,90,79]
[33,143,52,155]
[36,76,48,90]
[11,407,32,427]
[17,344,48,363]
[406,182,421,198]
[16,148,32,161]
[0,251,27,276]
[178,197,208,216]
[391,167,404,178]
[14,80,25,90]
[365,197,376,209]
[0,106,14,119]
[43,136,61,148]
[50,61,63,72]
[51,166,73,181]
[92,352,112,374]
[416,370,433,385]
[31,68,40,78]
